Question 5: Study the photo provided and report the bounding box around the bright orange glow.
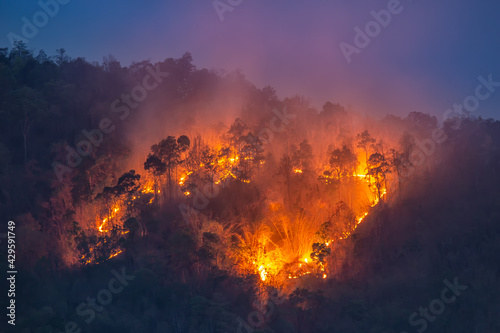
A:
[98,204,121,233]
[179,171,193,186]
[259,265,267,281]
[241,151,389,284]
[98,218,107,233]
[86,134,390,285]
[141,179,155,194]
[108,250,123,259]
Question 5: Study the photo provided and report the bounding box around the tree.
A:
[200,145,219,191]
[146,135,190,199]
[407,111,437,136]
[180,136,218,193]
[291,139,313,173]
[9,41,32,60]
[54,48,70,65]
[2,86,47,165]
[321,101,346,118]
[144,154,166,199]
[173,52,196,98]
[102,54,122,73]
[225,118,248,147]
[114,170,141,196]
[356,130,376,163]
[238,132,265,181]
[399,132,416,161]
[177,135,191,153]
[278,155,293,209]
[94,170,141,232]
[35,49,49,64]
[366,153,391,202]
[328,145,358,180]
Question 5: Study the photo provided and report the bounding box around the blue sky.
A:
[1,0,499,120]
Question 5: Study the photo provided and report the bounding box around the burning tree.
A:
[366,153,391,202]
[327,145,358,181]
[356,130,376,163]
[144,154,166,200]
[144,135,190,200]
[239,133,265,180]
[278,155,293,209]
[291,139,314,174]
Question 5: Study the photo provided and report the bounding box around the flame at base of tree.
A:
[232,171,387,285]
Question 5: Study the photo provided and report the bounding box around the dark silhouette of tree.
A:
[54,48,70,65]
[328,145,358,181]
[144,154,166,199]
[399,131,416,160]
[389,149,405,193]
[114,170,141,196]
[2,86,48,165]
[291,139,314,173]
[356,130,376,163]
[225,118,248,147]
[102,54,122,73]
[407,111,438,136]
[94,170,141,230]
[366,153,391,201]
[239,133,265,181]
[146,135,190,199]
[278,155,293,209]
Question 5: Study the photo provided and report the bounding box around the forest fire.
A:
[97,205,121,233]
[73,116,392,284]
[6,21,497,331]
[249,171,386,283]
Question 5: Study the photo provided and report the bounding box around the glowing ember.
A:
[357,212,368,224]
[259,265,267,281]
[98,218,107,232]
[98,205,121,233]
[108,250,123,259]
[179,171,193,186]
